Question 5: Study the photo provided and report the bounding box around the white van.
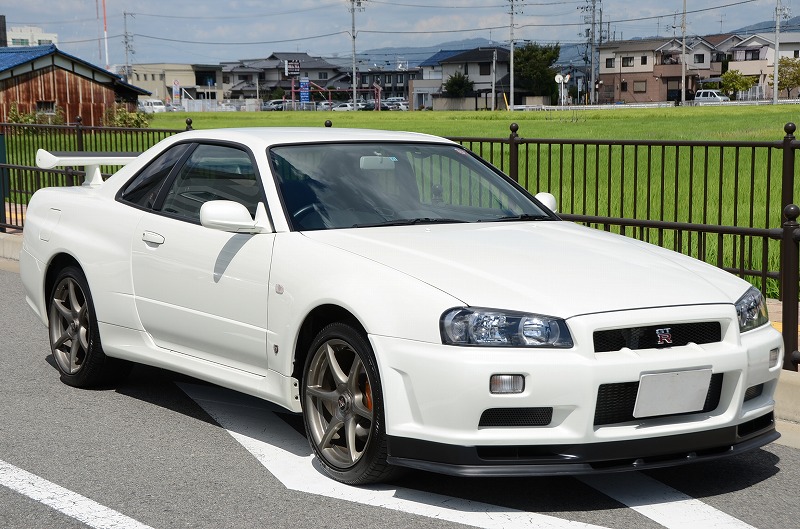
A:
[694,90,730,104]
[139,99,167,113]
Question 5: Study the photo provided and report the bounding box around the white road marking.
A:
[181,382,761,529]
[179,382,609,529]
[0,459,155,529]
[579,474,757,529]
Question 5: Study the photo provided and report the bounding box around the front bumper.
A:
[387,413,778,476]
[372,303,783,474]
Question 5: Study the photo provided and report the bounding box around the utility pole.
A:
[773,0,788,104]
[123,12,135,82]
[509,0,517,110]
[491,48,497,111]
[680,0,686,105]
[349,1,366,108]
[590,0,596,104]
[580,0,600,104]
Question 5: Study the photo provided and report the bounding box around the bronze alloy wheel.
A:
[302,322,397,484]
[47,266,130,388]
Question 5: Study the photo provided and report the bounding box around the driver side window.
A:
[158,144,262,222]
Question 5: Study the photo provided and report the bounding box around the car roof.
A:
[169,127,453,146]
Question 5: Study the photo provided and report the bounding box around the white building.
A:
[7,26,57,47]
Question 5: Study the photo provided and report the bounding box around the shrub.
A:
[7,102,65,125]
[102,104,152,128]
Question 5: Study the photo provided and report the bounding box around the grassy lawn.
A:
[152,105,798,142]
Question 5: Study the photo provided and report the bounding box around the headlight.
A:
[735,287,769,333]
[440,307,573,347]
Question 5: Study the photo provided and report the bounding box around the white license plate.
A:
[633,369,713,418]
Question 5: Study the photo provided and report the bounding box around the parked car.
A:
[262,99,284,111]
[138,99,166,114]
[25,128,782,485]
[694,89,730,104]
[332,102,356,111]
[316,101,334,110]
[360,101,391,111]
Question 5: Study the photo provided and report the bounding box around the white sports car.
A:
[21,127,783,484]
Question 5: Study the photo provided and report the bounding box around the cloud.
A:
[2,0,780,65]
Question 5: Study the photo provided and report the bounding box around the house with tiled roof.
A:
[598,36,732,103]
[429,47,511,110]
[0,44,148,125]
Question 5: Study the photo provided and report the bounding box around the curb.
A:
[0,232,23,261]
[776,369,800,423]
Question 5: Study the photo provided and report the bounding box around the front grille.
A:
[593,322,722,353]
[478,407,553,427]
[594,373,724,426]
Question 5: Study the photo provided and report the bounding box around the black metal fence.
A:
[2,118,798,370]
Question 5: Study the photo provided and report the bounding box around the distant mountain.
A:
[329,18,800,71]
[333,38,499,68]
[733,16,800,35]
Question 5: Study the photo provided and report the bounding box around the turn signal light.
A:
[770,348,780,368]
[490,374,525,394]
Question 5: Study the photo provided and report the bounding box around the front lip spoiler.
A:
[387,421,779,477]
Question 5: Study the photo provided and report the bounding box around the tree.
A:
[770,57,800,99]
[720,69,755,100]
[514,42,561,103]
[443,71,474,98]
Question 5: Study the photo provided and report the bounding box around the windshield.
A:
[269,142,554,230]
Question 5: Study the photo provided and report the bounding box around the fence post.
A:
[782,204,800,371]
[781,122,796,210]
[508,123,519,183]
[75,116,84,151]
[0,128,6,233]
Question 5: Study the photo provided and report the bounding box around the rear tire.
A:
[48,266,131,388]
[301,322,399,484]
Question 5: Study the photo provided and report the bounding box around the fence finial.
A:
[325,120,333,128]
[509,123,519,138]
[185,118,193,131]
[785,122,796,139]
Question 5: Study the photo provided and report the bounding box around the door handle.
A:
[142,231,165,245]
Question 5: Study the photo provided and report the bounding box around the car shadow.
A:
[54,356,783,515]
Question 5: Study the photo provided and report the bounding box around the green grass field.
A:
[151,105,799,142]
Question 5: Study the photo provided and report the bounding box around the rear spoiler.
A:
[35,150,140,187]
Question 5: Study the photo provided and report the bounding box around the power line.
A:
[132,31,351,46]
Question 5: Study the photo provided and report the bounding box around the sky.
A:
[2,0,794,68]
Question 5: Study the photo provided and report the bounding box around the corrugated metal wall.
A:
[0,66,118,126]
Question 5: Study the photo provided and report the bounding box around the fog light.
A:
[770,348,780,368]
[490,374,525,394]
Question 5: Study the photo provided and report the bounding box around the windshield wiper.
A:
[352,217,468,228]
[489,213,553,222]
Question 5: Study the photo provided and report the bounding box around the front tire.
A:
[302,322,397,484]
[48,266,130,388]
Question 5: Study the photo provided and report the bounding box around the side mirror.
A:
[534,192,558,213]
[200,201,270,233]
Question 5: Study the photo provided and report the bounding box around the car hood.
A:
[303,221,747,318]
